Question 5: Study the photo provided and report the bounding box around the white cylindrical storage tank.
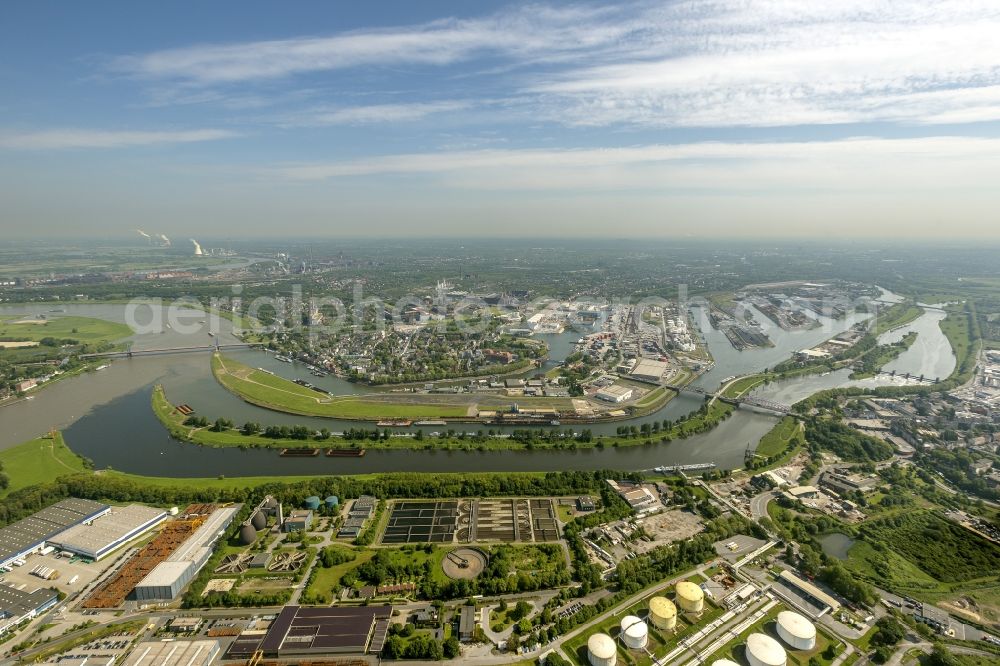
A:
[588,632,617,666]
[675,581,705,613]
[776,611,816,650]
[746,633,787,666]
[620,616,648,650]
[712,660,741,666]
[649,596,677,631]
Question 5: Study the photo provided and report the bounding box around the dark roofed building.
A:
[257,605,392,656]
[459,605,477,642]
[0,586,59,634]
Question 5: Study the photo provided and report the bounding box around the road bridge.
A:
[81,342,253,359]
[662,383,792,415]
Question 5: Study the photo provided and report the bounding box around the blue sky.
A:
[2,0,999,238]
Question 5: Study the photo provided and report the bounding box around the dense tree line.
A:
[0,470,624,530]
[916,448,999,501]
[859,511,1000,583]
[804,419,894,462]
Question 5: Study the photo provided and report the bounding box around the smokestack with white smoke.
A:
[158,234,171,247]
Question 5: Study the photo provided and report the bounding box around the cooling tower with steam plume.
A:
[190,239,204,256]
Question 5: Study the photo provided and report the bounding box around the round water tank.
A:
[620,616,648,650]
[304,496,321,510]
[649,596,677,631]
[587,632,617,666]
[712,660,741,666]
[776,611,816,651]
[325,495,339,508]
[238,524,258,545]
[251,511,267,530]
[746,633,787,666]
[675,581,705,613]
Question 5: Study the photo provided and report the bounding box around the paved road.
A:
[749,490,777,520]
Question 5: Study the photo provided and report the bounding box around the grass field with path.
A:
[0,314,132,345]
[0,432,90,496]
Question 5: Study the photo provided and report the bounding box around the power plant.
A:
[190,238,204,256]
[135,229,171,247]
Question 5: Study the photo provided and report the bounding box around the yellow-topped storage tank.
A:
[649,596,677,630]
[675,581,705,613]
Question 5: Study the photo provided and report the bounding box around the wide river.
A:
[0,292,954,476]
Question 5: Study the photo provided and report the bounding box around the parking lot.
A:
[0,548,117,605]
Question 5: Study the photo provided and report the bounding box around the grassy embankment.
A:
[842,511,1000,629]
[0,430,325,493]
[0,314,133,403]
[0,314,132,346]
[154,383,732,452]
[848,330,919,379]
[754,417,804,460]
[871,303,924,336]
[0,432,91,497]
[212,352,478,419]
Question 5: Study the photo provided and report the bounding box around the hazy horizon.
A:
[3,1,1000,238]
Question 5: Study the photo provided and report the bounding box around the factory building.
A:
[595,384,634,403]
[132,506,239,602]
[778,570,840,616]
[0,498,109,569]
[0,585,59,635]
[283,510,313,533]
[630,358,670,383]
[253,605,392,656]
[47,504,167,561]
[121,639,220,666]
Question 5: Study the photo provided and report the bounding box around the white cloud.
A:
[112,5,638,85]
[103,1,1000,129]
[0,128,239,150]
[278,101,470,127]
[264,136,1000,193]
[530,0,1000,127]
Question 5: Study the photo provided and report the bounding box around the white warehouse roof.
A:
[48,504,167,560]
